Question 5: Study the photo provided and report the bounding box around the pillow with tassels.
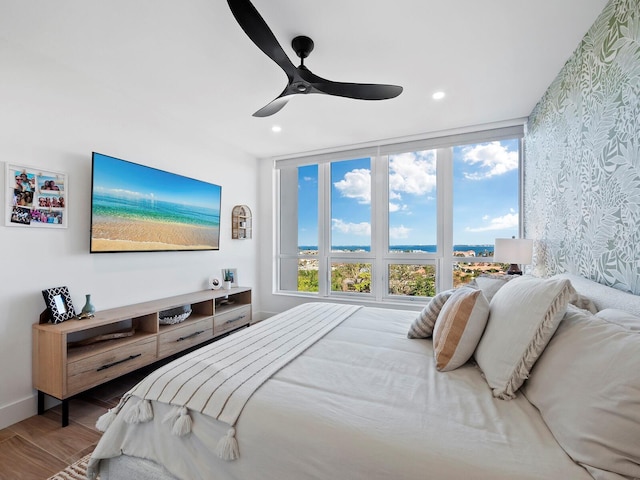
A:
[474,276,575,399]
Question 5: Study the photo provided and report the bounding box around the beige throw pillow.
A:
[468,273,517,303]
[522,307,640,478]
[474,276,575,399]
[433,287,490,372]
[408,289,455,339]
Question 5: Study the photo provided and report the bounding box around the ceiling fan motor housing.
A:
[292,35,314,60]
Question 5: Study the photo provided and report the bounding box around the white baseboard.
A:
[0,394,38,430]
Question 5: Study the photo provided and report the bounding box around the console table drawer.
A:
[215,305,251,335]
[67,336,156,396]
[158,317,214,358]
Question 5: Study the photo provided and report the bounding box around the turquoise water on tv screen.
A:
[92,192,220,227]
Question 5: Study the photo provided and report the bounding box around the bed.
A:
[87,273,640,480]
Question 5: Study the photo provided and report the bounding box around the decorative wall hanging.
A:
[5,163,68,228]
[232,205,252,239]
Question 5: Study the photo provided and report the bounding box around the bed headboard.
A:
[554,273,640,317]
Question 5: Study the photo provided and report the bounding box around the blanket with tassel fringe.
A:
[96,302,361,461]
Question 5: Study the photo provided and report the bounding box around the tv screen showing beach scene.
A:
[90,152,221,253]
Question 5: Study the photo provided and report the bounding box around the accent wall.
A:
[524,0,640,293]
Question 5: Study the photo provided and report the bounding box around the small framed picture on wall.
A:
[5,163,68,228]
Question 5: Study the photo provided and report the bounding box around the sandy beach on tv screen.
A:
[91,218,219,251]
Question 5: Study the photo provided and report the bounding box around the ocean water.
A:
[93,193,220,228]
[299,245,495,256]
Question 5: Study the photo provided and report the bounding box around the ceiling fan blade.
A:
[227,0,296,80]
[253,95,291,117]
[299,67,403,100]
[312,81,403,100]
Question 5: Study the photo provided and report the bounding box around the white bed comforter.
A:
[90,305,591,480]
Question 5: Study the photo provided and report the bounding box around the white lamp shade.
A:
[493,238,533,264]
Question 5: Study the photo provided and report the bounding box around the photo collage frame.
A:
[5,163,68,228]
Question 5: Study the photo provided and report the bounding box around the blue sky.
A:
[92,153,221,210]
[298,139,519,247]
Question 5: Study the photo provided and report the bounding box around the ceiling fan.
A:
[227,0,403,117]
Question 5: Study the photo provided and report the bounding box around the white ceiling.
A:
[2,0,609,159]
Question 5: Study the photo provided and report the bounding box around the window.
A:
[388,150,437,253]
[388,264,436,296]
[452,139,520,287]
[331,158,371,251]
[276,126,523,302]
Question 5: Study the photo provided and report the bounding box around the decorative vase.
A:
[224,281,232,290]
[81,294,96,316]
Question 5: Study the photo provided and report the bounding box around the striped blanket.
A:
[99,302,361,460]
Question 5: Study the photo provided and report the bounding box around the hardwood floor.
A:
[0,368,148,480]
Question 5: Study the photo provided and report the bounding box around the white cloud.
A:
[389,151,437,196]
[333,168,371,204]
[332,218,371,236]
[465,211,519,232]
[461,141,518,179]
[389,225,411,239]
[333,152,437,209]
[389,202,410,213]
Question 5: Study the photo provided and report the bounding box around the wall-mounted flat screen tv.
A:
[90,152,221,253]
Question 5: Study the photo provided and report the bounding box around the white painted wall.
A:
[0,38,258,428]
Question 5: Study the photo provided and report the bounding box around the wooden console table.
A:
[33,287,251,426]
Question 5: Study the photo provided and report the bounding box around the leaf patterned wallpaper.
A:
[524,0,640,294]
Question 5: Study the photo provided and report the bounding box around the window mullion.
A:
[318,163,330,297]
[437,148,453,291]
[372,151,386,302]
[519,137,525,239]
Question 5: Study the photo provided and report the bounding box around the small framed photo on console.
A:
[42,286,76,324]
[222,268,238,287]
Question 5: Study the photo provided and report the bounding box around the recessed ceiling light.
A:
[432,91,446,100]
[271,125,282,133]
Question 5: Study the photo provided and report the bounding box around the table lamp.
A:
[493,237,533,275]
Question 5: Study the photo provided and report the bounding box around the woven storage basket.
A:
[159,305,192,325]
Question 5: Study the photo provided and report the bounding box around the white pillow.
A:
[474,276,575,399]
[433,287,489,372]
[595,308,640,331]
[553,273,640,316]
[468,274,517,303]
[522,307,640,478]
[407,289,455,339]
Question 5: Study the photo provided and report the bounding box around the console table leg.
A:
[37,391,45,415]
[62,399,69,427]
